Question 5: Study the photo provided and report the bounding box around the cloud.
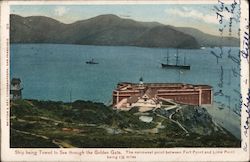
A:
[164,7,218,24]
[54,6,68,16]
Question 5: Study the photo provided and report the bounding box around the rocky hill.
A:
[10,99,240,148]
[10,14,239,48]
[173,27,239,47]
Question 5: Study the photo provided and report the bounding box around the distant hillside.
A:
[10,14,198,48]
[173,27,239,47]
[10,14,239,48]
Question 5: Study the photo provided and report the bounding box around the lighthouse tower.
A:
[10,78,23,100]
[139,77,144,86]
[138,77,145,96]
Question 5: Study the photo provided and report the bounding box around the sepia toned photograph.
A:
[1,0,249,161]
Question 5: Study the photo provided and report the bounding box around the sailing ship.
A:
[161,49,190,70]
[86,58,99,64]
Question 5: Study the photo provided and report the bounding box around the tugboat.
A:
[86,58,98,64]
[161,49,190,70]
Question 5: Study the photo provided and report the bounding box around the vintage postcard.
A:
[0,0,249,161]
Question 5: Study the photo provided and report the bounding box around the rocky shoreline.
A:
[10,99,240,148]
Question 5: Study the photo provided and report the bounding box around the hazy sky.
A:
[10,4,240,37]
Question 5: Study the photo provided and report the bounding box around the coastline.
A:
[204,104,241,139]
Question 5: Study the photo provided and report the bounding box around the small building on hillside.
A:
[10,78,23,100]
[112,81,213,109]
[126,88,161,109]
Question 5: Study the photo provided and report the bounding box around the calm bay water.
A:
[10,44,240,109]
